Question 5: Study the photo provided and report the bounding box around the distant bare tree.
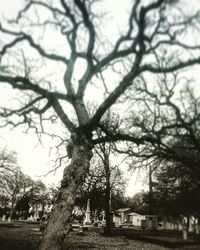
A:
[123,73,200,167]
[75,154,125,222]
[94,140,125,235]
[0,147,17,176]
[0,147,18,208]
[117,73,200,219]
[0,165,34,219]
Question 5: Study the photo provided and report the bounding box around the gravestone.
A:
[93,209,98,227]
[30,215,34,221]
[2,214,6,221]
[183,225,188,240]
[182,218,188,240]
[102,211,105,223]
[84,199,92,225]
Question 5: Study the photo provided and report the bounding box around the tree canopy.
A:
[0,0,199,143]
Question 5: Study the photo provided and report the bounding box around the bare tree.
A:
[95,140,125,235]
[0,0,200,249]
[75,151,125,224]
[118,72,200,215]
[0,147,18,209]
[0,165,34,219]
[124,72,200,166]
[0,147,18,176]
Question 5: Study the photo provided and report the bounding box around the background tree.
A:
[15,194,31,218]
[75,147,126,227]
[119,72,200,201]
[0,147,17,178]
[0,148,49,220]
[0,166,35,219]
[0,1,200,249]
[125,72,200,164]
[120,72,200,230]
[75,166,105,216]
[16,182,58,219]
[0,147,18,213]
[152,139,200,230]
[17,180,49,218]
[94,140,126,234]
[127,192,149,215]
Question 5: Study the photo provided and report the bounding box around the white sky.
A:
[0,0,147,196]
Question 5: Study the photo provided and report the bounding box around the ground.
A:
[0,221,200,250]
[0,221,40,250]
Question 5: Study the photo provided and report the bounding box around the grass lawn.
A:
[0,221,41,250]
[0,221,200,250]
[65,232,200,250]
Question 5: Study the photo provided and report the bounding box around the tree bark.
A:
[148,165,153,215]
[104,158,111,236]
[40,133,93,250]
[104,187,111,236]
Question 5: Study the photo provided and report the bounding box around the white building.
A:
[114,208,131,224]
[113,208,157,229]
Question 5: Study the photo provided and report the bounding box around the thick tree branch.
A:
[0,25,68,65]
[93,123,159,146]
[140,57,200,74]
[50,97,76,133]
[93,132,159,146]
[74,0,95,57]
[0,75,72,102]
[90,55,141,127]
[89,0,167,127]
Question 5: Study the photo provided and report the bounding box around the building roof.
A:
[128,212,141,216]
[116,208,131,213]
[144,215,158,217]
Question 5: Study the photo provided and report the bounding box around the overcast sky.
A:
[0,0,148,196]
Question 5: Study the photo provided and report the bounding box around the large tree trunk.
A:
[40,133,93,250]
